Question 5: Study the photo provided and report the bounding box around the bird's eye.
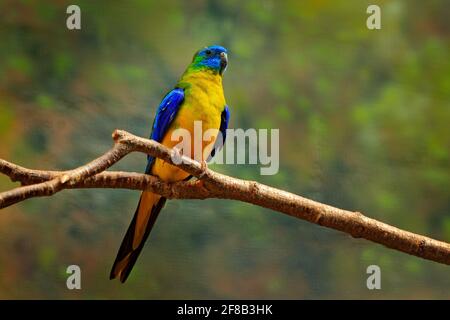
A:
[205,49,212,56]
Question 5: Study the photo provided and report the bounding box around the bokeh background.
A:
[0,0,449,299]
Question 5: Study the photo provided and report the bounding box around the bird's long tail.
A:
[110,191,166,283]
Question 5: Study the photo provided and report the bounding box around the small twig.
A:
[0,130,449,265]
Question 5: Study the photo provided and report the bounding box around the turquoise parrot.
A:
[110,45,230,282]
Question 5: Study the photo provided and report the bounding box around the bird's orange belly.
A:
[151,105,222,182]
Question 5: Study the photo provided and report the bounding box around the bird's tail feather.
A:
[110,191,166,283]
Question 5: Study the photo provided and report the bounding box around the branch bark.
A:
[0,130,449,265]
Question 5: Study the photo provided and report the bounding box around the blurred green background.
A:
[0,0,449,299]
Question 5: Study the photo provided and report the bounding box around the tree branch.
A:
[0,130,449,265]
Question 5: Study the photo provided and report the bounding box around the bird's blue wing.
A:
[145,88,184,173]
[208,105,230,161]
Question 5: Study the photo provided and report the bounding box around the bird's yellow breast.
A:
[152,70,226,182]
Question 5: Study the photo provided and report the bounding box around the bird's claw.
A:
[198,159,208,179]
[171,146,183,165]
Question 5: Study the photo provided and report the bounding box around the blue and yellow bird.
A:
[110,45,230,282]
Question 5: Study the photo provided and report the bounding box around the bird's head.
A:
[190,45,228,75]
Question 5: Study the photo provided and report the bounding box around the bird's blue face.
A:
[192,45,228,75]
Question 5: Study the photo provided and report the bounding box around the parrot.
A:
[110,45,230,283]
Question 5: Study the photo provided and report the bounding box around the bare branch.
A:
[0,130,449,265]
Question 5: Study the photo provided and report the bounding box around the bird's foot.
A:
[198,159,208,179]
[171,146,183,165]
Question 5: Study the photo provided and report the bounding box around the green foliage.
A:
[0,103,14,136]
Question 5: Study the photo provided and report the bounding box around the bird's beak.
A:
[220,52,228,75]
